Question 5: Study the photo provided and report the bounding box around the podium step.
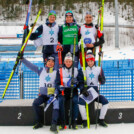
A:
[0,99,44,126]
[95,101,134,123]
[0,100,134,126]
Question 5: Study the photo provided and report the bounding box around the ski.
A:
[81,38,90,129]
[21,0,33,46]
[19,0,33,90]
[56,43,64,96]
[96,0,105,129]
[93,7,102,57]
[69,34,77,129]
[56,43,66,127]
[2,9,42,99]
[98,0,104,67]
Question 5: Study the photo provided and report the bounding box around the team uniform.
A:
[80,23,104,49]
[55,53,84,129]
[21,57,59,132]
[79,21,104,66]
[58,11,81,68]
[30,11,59,70]
[79,53,109,127]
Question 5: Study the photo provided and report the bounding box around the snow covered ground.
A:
[0,123,133,134]
[96,46,134,60]
[0,46,133,62]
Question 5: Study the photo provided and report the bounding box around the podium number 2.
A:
[17,113,22,120]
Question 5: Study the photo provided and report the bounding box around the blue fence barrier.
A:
[0,59,134,102]
[100,68,133,101]
[0,70,20,102]
[0,45,36,51]
[1,59,132,71]
[23,71,39,99]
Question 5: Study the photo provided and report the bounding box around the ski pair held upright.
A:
[2,9,42,99]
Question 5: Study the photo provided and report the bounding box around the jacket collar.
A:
[87,65,95,70]
[46,19,56,27]
[84,23,93,28]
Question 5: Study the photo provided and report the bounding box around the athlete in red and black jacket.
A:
[79,11,105,66]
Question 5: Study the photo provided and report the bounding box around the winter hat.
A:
[86,49,93,55]
[46,56,55,62]
[86,50,95,62]
[85,11,93,17]
[64,52,73,61]
[48,10,56,18]
[65,10,73,17]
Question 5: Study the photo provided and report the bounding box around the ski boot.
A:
[98,119,108,127]
[59,124,67,130]
[33,122,43,129]
[50,124,58,134]
[72,120,78,129]
[81,120,87,128]
[59,121,67,130]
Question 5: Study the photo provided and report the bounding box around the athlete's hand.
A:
[56,42,63,51]
[59,85,65,91]
[47,95,54,104]
[82,90,89,97]
[86,44,94,48]
[17,52,23,61]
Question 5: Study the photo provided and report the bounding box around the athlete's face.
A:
[46,60,55,68]
[48,15,56,23]
[64,59,73,68]
[87,60,94,67]
[85,14,93,24]
[66,16,73,23]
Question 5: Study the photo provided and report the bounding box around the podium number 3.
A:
[118,112,123,119]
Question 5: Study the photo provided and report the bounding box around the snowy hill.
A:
[0,2,133,25]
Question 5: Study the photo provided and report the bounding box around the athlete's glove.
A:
[95,24,99,30]
[98,75,103,82]
[59,85,65,91]
[16,52,23,62]
[98,74,105,84]
[56,43,63,51]
[67,78,78,88]
[82,87,89,97]
[47,95,56,104]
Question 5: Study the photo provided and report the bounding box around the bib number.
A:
[50,37,54,43]
[44,83,52,88]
